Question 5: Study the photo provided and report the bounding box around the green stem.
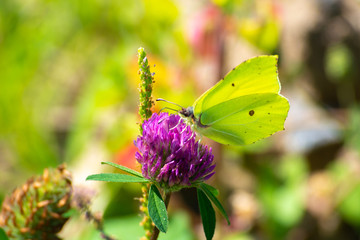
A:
[138,47,154,132]
[137,47,155,239]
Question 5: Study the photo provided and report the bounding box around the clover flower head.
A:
[134,112,215,191]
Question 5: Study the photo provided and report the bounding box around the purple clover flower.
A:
[134,112,215,191]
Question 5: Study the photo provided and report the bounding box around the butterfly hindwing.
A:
[195,93,289,145]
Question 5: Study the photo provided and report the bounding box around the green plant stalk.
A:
[137,47,154,240]
[138,47,154,132]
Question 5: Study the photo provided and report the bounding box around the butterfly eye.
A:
[249,110,255,116]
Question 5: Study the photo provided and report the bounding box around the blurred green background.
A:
[1,0,360,239]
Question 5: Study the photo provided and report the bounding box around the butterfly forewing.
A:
[193,55,280,118]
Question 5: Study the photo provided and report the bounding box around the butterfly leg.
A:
[157,114,169,124]
[169,116,183,131]
[196,136,203,157]
[180,124,189,134]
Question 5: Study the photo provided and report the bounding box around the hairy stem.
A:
[138,47,154,132]
[138,47,155,240]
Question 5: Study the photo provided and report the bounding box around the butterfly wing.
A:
[193,55,280,117]
[194,93,289,145]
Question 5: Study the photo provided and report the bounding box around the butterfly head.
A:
[179,106,199,127]
[156,98,207,128]
[179,107,208,129]
[179,106,194,118]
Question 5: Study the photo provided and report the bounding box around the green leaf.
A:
[148,184,168,233]
[62,208,78,218]
[200,183,230,225]
[0,228,9,240]
[197,188,216,240]
[101,161,143,178]
[86,173,149,183]
[201,183,219,196]
[338,184,360,226]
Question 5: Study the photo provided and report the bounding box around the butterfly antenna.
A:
[156,98,184,109]
[159,107,179,113]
